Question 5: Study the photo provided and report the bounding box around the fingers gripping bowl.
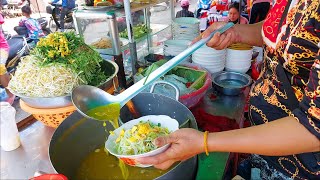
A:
[105,115,179,167]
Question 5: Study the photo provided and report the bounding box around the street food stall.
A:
[1,0,255,179]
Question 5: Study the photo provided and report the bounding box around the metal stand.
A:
[144,7,152,64]
[123,0,138,75]
[107,11,127,88]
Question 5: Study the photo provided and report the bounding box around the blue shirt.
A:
[52,0,75,9]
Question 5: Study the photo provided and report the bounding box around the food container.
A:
[135,61,211,108]
[212,71,252,96]
[0,102,20,151]
[105,115,179,167]
[20,100,76,128]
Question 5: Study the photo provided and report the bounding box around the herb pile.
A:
[33,32,107,86]
[8,32,108,97]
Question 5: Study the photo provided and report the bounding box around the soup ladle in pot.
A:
[72,23,235,120]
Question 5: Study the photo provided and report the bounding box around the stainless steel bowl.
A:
[12,59,119,108]
[212,71,252,96]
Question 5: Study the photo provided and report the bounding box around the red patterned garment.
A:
[249,0,320,179]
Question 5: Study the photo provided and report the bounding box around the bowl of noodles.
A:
[7,32,119,108]
[105,115,179,167]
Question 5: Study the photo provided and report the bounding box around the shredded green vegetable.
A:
[115,121,170,155]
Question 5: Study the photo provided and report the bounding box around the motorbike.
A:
[13,17,51,42]
[4,34,28,74]
[196,0,213,18]
[46,3,74,32]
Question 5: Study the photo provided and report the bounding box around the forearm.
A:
[207,116,319,156]
[234,21,264,46]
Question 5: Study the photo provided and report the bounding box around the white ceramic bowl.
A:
[173,17,200,25]
[192,62,224,74]
[164,40,191,56]
[105,115,179,167]
[192,54,226,61]
[226,48,253,61]
[206,66,225,74]
[172,18,200,40]
[225,66,251,73]
[225,61,251,68]
[192,57,225,65]
[195,46,226,54]
[164,39,191,46]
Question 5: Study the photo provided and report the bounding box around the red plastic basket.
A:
[179,64,212,108]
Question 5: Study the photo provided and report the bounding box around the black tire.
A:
[49,18,58,32]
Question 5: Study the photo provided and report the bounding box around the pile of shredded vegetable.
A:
[8,56,80,97]
[113,121,170,155]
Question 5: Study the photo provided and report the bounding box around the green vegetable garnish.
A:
[32,32,107,86]
[120,24,151,40]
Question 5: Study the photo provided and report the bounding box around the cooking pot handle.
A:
[150,81,180,101]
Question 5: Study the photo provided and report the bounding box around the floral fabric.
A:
[249,0,320,179]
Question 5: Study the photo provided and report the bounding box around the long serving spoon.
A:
[72,22,235,120]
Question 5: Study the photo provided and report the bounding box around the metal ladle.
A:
[72,23,235,120]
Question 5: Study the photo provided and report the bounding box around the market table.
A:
[195,87,249,180]
[1,87,248,180]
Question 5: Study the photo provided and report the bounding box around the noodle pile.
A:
[8,56,81,97]
[91,37,113,49]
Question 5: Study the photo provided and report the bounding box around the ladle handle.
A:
[117,22,235,106]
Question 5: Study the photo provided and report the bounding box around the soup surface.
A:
[75,146,169,180]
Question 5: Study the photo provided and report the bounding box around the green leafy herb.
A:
[32,32,107,86]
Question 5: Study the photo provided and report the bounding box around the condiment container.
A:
[0,102,20,151]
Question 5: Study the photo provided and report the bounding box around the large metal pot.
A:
[49,92,198,180]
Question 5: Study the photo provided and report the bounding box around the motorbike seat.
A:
[7,37,24,60]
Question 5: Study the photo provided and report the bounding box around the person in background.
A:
[248,0,272,24]
[18,5,44,42]
[227,2,248,24]
[176,0,194,18]
[49,0,75,32]
[0,13,14,104]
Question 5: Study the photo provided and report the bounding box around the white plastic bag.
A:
[0,102,20,151]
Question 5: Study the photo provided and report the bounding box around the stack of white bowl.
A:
[225,45,253,73]
[163,40,191,62]
[192,45,226,74]
[172,17,200,41]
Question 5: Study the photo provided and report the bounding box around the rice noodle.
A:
[8,56,81,97]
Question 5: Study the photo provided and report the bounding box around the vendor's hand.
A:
[138,128,204,170]
[192,22,239,50]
